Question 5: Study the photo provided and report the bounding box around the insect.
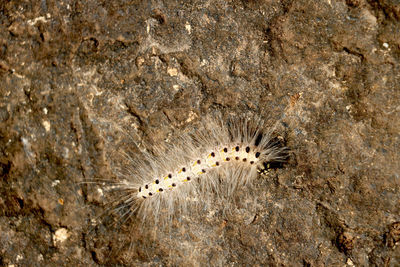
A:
[89,113,288,226]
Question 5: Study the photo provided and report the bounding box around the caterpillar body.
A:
[97,113,287,226]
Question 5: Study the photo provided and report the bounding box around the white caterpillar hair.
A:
[92,113,288,226]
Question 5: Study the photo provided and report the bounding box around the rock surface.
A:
[0,0,399,266]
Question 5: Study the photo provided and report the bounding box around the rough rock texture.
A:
[0,0,399,266]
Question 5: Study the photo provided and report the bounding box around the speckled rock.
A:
[0,0,399,266]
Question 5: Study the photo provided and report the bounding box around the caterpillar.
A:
[93,113,288,226]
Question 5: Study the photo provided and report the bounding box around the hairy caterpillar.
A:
[92,113,287,226]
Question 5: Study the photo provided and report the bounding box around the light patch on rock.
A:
[185,22,192,34]
[42,120,51,132]
[167,67,178,76]
[53,228,70,246]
